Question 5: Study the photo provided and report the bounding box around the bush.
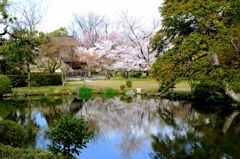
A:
[32,74,62,86]
[126,80,132,88]
[0,75,12,97]
[47,115,96,157]
[78,87,93,100]
[101,88,119,94]
[192,81,228,103]
[7,75,27,87]
[0,144,63,159]
[0,120,27,148]
[101,88,119,99]
[7,74,62,87]
[120,85,126,91]
[130,72,142,78]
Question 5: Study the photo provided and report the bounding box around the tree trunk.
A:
[61,69,65,86]
[145,71,149,77]
[223,111,240,134]
[212,53,240,102]
[88,63,91,77]
[27,63,31,89]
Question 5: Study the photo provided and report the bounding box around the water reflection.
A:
[0,96,239,159]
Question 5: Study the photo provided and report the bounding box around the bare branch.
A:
[231,38,240,54]
[10,0,45,32]
[72,12,107,47]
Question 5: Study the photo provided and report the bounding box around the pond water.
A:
[0,96,240,159]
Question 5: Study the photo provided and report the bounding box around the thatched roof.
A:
[50,36,79,46]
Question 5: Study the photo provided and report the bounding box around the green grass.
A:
[100,88,119,94]
[11,85,79,96]
[174,80,191,92]
[78,87,93,100]
[10,78,193,96]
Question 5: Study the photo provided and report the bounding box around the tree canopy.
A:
[151,0,240,94]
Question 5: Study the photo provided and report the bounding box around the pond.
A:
[0,95,240,159]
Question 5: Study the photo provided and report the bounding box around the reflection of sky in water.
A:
[79,131,152,159]
[0,97,201,159]
[31,110,50,150]
[1,96,239,158]
[75,97,192,159]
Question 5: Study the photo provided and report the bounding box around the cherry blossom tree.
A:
[118,11,159,75]
[71,12,159,77]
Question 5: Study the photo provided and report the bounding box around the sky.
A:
[40,0,162,32]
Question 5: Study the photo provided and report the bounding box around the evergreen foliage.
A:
[0,75,11,97]
[47,115,96,157]
[151,0,240,95]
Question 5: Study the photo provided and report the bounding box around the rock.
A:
[136,88,144,94]
[125,90,135,97]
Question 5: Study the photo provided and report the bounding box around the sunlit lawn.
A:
[175,80,191,92]
[11,78,192,95]
[66,78,159,90]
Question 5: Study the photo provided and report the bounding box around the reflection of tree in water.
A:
[0,97,84,147]
[41,98,83,126]
[77,97,162,159]
[116,130,142,159]
[150,105,240,159]
[2,99,39,147]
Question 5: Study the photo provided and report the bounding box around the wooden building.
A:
[50,36,89,77]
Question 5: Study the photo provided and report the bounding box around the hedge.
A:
[32,74,62,86]
[7,74,62,87]
[7,75,27,87]
[0,75,12,97]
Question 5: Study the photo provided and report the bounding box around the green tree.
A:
[49,27,69,36]
[0,75,11,97]
[47,115,96,158]
[0,29,45,88]
[151,0,240,102]
[0,0,10,36]
[37,28,69,74]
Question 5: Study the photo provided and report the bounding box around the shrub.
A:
[0,75,12,97]
[101,88,119,94]
[0,144,63,159]
[78,87,93,100]
[120,84,126,91]
[101,88,119,99]
[0,120,27,148]
[192,81,228,103]
[47,115,96,157]
[32,74,62,86]
[130,72,142,78]
[7,74,62,87]
[126,80,132,88]
[7,75,27,87]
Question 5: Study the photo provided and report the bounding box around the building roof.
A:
[50,36,79,46]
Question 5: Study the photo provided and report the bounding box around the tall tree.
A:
[10,0,45,32]
[120,11,159,71]
[71,12,108,48]
[0,29,44,87]
[151,0,240,101]
[37,27,69,74]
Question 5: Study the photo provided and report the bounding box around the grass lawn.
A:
[11,78,191,96]
[66,78,159,90]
